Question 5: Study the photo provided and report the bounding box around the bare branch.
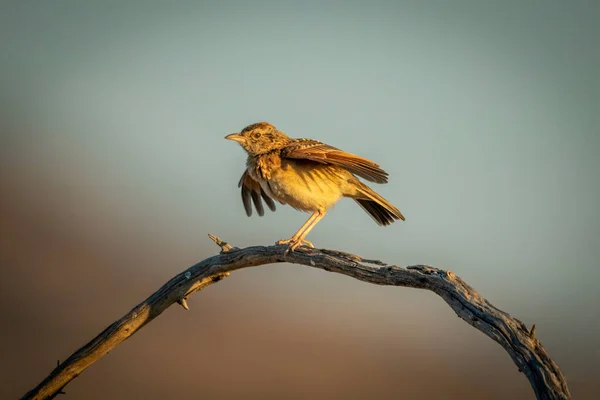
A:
[21,237,571,400]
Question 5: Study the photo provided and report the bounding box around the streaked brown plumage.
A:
[226,122,404,251]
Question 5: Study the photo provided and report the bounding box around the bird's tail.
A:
[351,182,405,226]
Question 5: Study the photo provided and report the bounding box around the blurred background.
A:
[1,1,599,399]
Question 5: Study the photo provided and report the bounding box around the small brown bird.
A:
[226,122,404,252]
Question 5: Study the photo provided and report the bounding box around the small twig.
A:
[530,324,537,339]
[177,298,189,310]
[21,236,570,400]
[208,233,233,252]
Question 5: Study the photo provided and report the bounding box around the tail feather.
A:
[352,183,405,226]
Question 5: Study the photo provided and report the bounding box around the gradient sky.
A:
[1,1,599,398]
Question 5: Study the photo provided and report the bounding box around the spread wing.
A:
[280,139,389,184]
[238,170,276,217]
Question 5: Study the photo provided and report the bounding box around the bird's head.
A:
[225,122,291,155]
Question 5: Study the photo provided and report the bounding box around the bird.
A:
[225,122,404,252]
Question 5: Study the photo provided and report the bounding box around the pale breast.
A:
[265,159,350,212]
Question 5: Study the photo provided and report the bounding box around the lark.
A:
[226,122,404,252]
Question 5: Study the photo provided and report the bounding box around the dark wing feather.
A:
[280,139,389,184]
[238,171,276,216]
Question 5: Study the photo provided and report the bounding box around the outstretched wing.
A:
[238,170,276,216]
[280,139,389,184]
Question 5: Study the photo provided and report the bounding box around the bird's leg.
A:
[293,211,325,247]
[277,211,320,250]
[278,211,326,252]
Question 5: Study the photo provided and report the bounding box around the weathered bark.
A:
[21,235,571,400]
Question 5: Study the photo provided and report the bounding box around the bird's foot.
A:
[277,238,314,253]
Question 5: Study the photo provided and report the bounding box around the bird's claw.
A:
[277,238,314,253]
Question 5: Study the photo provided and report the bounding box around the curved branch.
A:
[21,236,570,400]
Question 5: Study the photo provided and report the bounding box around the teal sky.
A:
[1,1,599,397]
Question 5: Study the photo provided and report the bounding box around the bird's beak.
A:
[225,133,246,144]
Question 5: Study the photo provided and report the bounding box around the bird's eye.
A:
[252,132,261,139]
